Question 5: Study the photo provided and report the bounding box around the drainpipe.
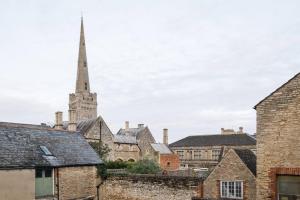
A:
[56,168,60,200]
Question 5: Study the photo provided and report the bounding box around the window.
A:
[176,151,184,159]
[35,169,43,178]
[194,150,201,160]
[278,176,300,200]
[221,181,243,199]
[84,61,87,67]
[45,169,52,177]
[40,146,53,156]
[85,82,88,90]
[212,149,221,160]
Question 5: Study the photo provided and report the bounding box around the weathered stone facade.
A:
[255,73,300,199]
[56,166,100,200]
[114,143,140,162]
[203,149,256,200]
[101,175,203,200]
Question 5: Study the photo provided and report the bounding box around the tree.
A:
[127,159,160,174]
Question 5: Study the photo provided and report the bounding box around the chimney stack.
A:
[125,121,129,130]
[68,109,77,131]
[54,111,63,130]
[138,124,144,128]
[163,128,168,145]
[238,127,244,134]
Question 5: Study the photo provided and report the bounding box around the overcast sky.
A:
[0,0,300,143]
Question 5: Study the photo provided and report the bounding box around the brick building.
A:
[203,149,256,200]
[169,129,256,169]
[255,73,300,200]
[0,122,102,200]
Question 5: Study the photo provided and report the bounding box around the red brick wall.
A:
[160,154,180,171]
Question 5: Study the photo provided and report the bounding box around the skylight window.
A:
[40,146,53,156]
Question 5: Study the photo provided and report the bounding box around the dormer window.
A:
[85,82,88,90]
[40,146,53,156]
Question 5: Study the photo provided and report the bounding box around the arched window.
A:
[85,82,88,90]
[128,159,135,162]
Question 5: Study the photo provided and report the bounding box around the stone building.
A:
[169,128,256,169]
[202,149,256,200]
[255,73,300,200]
[116,121,156,160]
[0,122,102,200]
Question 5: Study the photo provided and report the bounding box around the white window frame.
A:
[220,180,243,199]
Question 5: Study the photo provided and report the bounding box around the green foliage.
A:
[96,164,108,180]
[105,160,129,169]
[127,159,160,174]
[89,141,111,161]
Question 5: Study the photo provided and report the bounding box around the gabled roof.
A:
[169,134,256,147]
[0,122,102,169]
[254,72,300,109]
[114,135,137,144]
[234,149,256,176]
[151,143,172,154]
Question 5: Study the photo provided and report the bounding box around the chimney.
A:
[138,124,144,128]
[54,111,63,130]
[221,128,225,135]
[238,127,244,134]
[125,121,129,130]
[163,128,168,145]
[68,109,77,131]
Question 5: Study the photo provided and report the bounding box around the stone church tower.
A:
[69,18,97,121]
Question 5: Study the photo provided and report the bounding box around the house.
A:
[202,149,256,200]
[254,73,300,200]
[169,128,256,169]
[0,122,102,200]
[116,121,156,160]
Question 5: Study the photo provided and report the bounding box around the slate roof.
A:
[234,149,257,176]
[169,134,256,147]
[116,127,146,137]
[151,143,172,154]
[0,122,102,169]
[114,135,137,144]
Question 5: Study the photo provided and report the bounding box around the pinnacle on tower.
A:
[75,17,90,93]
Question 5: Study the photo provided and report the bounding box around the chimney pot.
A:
[238,127,244,134]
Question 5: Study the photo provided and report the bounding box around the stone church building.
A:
[53,18,168,163]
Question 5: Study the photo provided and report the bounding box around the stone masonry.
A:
[101,175,203,200]
[55,166,100,200]
[255,73,300,199]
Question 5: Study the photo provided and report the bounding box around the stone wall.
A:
[255,73,300,199]
[137,127,156,159]
[203,149,256,200]
[56,166,100,200]
[85,117,115,161]
[101,175,203,200]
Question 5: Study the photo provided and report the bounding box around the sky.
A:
[0,0,300,143]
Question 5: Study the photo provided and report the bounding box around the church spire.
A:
[75,17,90,93]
